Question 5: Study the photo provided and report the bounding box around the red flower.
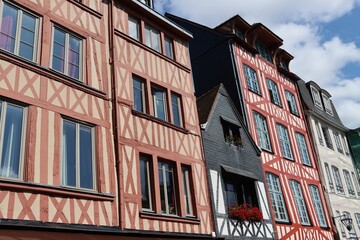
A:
[228,203,263,222]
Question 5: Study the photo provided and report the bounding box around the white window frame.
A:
[289,180,310,225]
[315,121,324,145]
[0,1,40,62]
[324,163,334,192]
[243,64,260,94]
[61,119,96,190]
[332,166,344,193]
[50,25,83,81]
[295,132,311,166]
[253,111,272,151]
[310,86,323,110]
[276,123,294,160]
[352,172,360,196]
[0,101,27,179]
[333,131,344,154]
[322,126,333,149]
[322,94,333,115]
[337,210,346,237]
[343,170,355,196]
[355,213,360,231]
[309,184,327,227]
[266,172,288,222]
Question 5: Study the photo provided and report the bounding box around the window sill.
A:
[248,89,262,97]
[132,110,189,134]
[139,211,200,224]
[275,220,292,225]
[0,178,115,201]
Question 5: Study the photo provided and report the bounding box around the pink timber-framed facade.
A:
[111,0,213,237]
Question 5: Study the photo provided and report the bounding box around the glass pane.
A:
[0,3,18,52]
[153,89,166,121]
[165,163,176,215]
[19,42,33,60]
[80,125,93,189]
[133,79,144,112]
[52,55,65,73]
[20,18,35,45]
[158,163,166,213]
[0,104,23,178]
[140,156,151,209]
[22,12,36,30]
[128,17,139,40]
[171,95,181,127]
[54,28,65,45]
[62,121,76,187]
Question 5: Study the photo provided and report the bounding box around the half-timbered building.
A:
[110,0,214,239]
[197,84,274,239]
[0,0,118,238]
[168,14,334,240]
[298,80,360,239]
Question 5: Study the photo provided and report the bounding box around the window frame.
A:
[171,92,183,127]
[333,131,344,154]
[289,180,311,226]
[243,64,261,95]
[182,165,194,216]
[324,163,334,192]
[309,184,327,228]
[322,94,333,115]
[61,118,96,191]
[253,111,272,151]
[295,132,311,166]
[310,86,323,110]
[140,154,153,211]
[144,24,161,53]
[276,123,294,160]
[315,121,324,145]
[266,172,289,222]
[355,213,360,231]
[0,1,40,62]
[133,75,147,113]
[0,100,27,180]
[158,159,178,215]
[352,172,360,196]
[343,170,355,196]
[332,166,344,193]
[285,90,299,116]
[128,15,140,41]
[266,78,282,107]
[256,40,272,63]
[151,85,168,121]
[321,126,333,150]
[164,36,174,60]
[50,25,83,81]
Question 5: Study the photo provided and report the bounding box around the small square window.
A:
[61,119,95,190]
[0,2,40,61]
[51,26,83,80]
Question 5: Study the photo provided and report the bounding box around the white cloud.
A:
[155,0,360,128]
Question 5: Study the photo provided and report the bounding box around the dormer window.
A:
[310,86,323,110]
[322,95,333,115]
[256,40,272,63]
[280,61,288,71]
[138,0,153,8]
[234,29,243,40]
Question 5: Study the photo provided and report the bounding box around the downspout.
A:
[228,39,249,128]
[108,0,123,229]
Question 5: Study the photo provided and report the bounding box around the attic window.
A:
[221,119,242,147]
[256,40,272,63]
[280,61,288,71]
[234,29,243,39]
[322,94,333,115]
[310,86,323,110]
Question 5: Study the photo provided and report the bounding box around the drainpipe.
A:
[108,0,123,229]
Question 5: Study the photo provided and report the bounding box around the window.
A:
[285,90,299,115]
[324,163,334,192]
[133,76,146,113]
[321,126,333,149]
[182,166,193,216]
[158,160,177,215]
[138,0,153,8]
[343,136,350,156]
[315,121,323,145]
[332,166,344,193]
[266,78,282,106]
[145,24,161,53]
[355,213,360,230]
[322,95,333,115]
[276,123,293,160]
[343,212,356,236]
[243,65,260,94]
[234,29,243,39]
[266,173,288,222]
[343,170,355,196]
[164,36,174,59]
[337,210,346,237]
[171,93,182,127]
[256,40,272,62]
[151,86,168,121]
[352,172,360,196]
[140,154,153,211]
[0,101,26,179]
[253,111,271,151]
[295,132,311,166]
[128,16,140,41]
[309,185,327,227]
[280,61,288,71]
[224,174,258,207]
[222,120,242,147]
[289,180,310,225]
[51,26,82,80]
[0,2,39,61]
[310,86,323,109]
[333,132,343,154]
[62,119,95,190]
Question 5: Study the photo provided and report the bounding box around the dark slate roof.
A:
[196,84,222,124]
[297,79,348,130]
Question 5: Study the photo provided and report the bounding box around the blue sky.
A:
[155,0,360,129]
